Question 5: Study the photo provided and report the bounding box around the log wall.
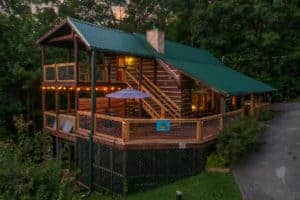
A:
[78,97,124,116]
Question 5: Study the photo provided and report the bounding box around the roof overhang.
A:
[36,18,91,50]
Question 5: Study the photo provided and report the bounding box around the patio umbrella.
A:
[105,88,151,99]
[106,88,150,117]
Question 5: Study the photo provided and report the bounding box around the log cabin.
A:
[37,17,274,194]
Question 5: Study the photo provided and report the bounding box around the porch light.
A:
[192,104,197,111]
[125,56,134,66]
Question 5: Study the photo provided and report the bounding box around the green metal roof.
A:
[66,17,275,95]
[163,58,274,95]
[68,18,156,57]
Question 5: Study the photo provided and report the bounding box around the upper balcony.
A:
[42,60,126,87]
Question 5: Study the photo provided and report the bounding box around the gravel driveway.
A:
[232,103,300,200]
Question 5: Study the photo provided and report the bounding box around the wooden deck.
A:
[43,108,250,149]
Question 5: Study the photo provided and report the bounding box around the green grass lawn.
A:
[83,172,242,200]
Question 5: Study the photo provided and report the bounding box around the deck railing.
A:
[78,65,108,82]
[43,62,119,83]
[44,109,244,142]
[124,118,198,140]
[224,109,243,127]
[43,62,76,82]
[74,109,244,142]
[201,115,223,140]
[44,111,76,134]
[44,111,57,130]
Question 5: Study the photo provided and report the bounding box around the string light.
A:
[41,85,120,92]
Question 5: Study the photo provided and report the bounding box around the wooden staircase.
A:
[124,66,181,118]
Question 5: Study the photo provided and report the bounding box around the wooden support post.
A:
[42,89,46,129]
[108,63,111,83]
[88,50,97,191]
[255,95,261,118]
[250,94,255,116]
[41,46,45,81]
[75,90,79,111]
[202,95,206,111]
[67,90,71,112]
[122,122,130,142]
[55,90,60,132]
[241,96,245,118]
[219,96,225,130]
[42,89,46,112]
[196,121,203,140]
[74,35,79,82]
[88,51,92,82]
[232,96,237,110]
[211,90,215,112]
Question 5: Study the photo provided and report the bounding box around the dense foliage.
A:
[0,1,298,198]
[207,119,263,168]
[0,115,77,200]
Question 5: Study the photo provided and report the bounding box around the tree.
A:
[190,0,300,100]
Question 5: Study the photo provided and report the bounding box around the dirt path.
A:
[232,103,300,200]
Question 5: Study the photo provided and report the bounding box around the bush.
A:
[258,110,275,121]
[0,141,80,200]
[0,115,79,200]
[207,119,263,168]
[206,153,227,168]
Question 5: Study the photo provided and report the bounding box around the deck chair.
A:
[61,120,73,133]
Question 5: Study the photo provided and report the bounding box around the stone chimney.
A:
[146,27,164,53]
